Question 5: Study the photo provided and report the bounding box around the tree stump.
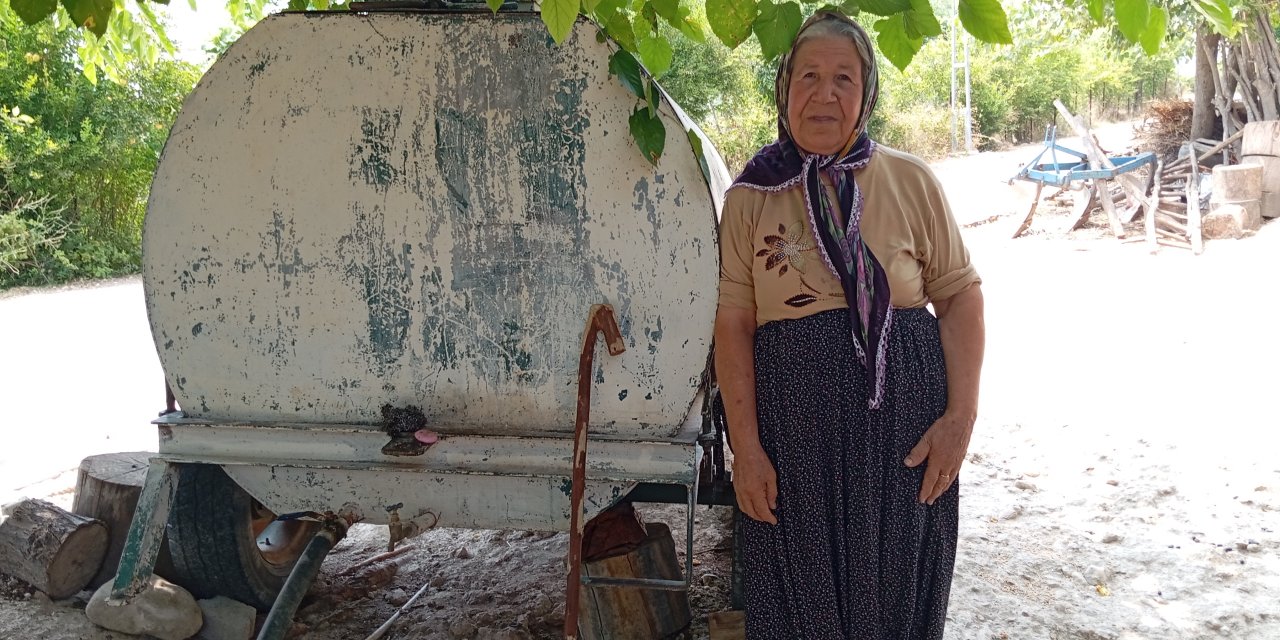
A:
[0,498,108,599]
[72,452,174,588]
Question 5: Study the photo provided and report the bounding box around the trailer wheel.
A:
[166,464,319,610]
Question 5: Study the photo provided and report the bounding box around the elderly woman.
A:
[714,10,985,638]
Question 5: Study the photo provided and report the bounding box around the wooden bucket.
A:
[579,522,692,640]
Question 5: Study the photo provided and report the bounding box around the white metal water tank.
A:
[144,10,730,440]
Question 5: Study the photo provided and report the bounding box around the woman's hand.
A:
[904,411,974,505]
[909,283,984,505]
[733,448,779,524]
[715,305,779,524]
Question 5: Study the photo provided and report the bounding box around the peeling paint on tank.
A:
[339,205,414,374]
[246,53,276,80]
[352,107,403,191]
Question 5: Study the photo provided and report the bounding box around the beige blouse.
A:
[718,145,980,325]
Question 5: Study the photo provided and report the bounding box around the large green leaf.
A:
[11,0,58,24]
[904,0,941,38]
[856,0,908,16]
[649,0,704,41]
[652,0,680,22]
[706,0,757,47]
[1114,0,1148,43]
[603,11,638,50]
[752,0,802,60]
[637,33,674,76]
[629,106,666,165]
[1086,0,1105,24]
[874,15,921,71]
[608,49,647,98]
[1191,0,1238,37]
[62,0,113,36]
[1139,5,1167,54]
[541,0,581,44]
[957,0,1011,44]
[488,0,506,13]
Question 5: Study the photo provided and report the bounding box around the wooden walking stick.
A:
[564,304,626,640]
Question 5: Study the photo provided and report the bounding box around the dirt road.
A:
[2,129,1278,639]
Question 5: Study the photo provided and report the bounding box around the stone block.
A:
[85,575,203,640]
[196,596,257,640]
[1203,202,1261,239]
[1210,164,1262,204]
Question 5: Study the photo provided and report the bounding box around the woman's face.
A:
[786,35,864,156]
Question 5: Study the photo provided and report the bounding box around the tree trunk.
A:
[72,452,175,588]
[0,499,108,599]
[1192,26,1221,142]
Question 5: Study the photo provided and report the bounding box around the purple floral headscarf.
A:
[730,11,893,409]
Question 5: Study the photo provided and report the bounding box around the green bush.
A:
[869,103,953,159]
[0,10,199,289]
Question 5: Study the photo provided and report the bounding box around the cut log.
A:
[579,523,691,640]
[0,498,108,599]
[1242,120,1280,157]
[72,452,174,588]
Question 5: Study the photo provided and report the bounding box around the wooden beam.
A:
[1052,100,1129,238]
[1146,160,1162,253]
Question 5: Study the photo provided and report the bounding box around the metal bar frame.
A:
[109,459,178,602]
[580,440,703,592]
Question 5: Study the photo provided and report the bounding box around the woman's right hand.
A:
[733,448,779,524]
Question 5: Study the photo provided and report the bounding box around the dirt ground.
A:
[2,123,1278,639]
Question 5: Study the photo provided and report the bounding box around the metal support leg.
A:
[109,459,178,602]
[578,443,703,591]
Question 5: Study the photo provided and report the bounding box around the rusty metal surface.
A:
[144,12,729,441]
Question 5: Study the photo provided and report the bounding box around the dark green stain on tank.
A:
[420,266,464,370]
[644,318,664,354]
[339,204,413,375]
[352,107,403,192]
[248,54,274,78]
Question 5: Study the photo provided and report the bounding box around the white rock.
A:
[85,576,203,640]
[384,587,410,606]
[1014,480,1038,492]
[196,596,257,640]
[1085,565,1112,583]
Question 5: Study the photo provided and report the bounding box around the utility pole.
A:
[950,0,974,155]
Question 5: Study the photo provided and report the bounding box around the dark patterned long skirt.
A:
[741,307,957,640]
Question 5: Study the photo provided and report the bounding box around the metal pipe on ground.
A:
[256,519,348,640]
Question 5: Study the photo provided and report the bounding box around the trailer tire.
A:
[165,464,318,610]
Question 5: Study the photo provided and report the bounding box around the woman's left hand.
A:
[904,411,975,505]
